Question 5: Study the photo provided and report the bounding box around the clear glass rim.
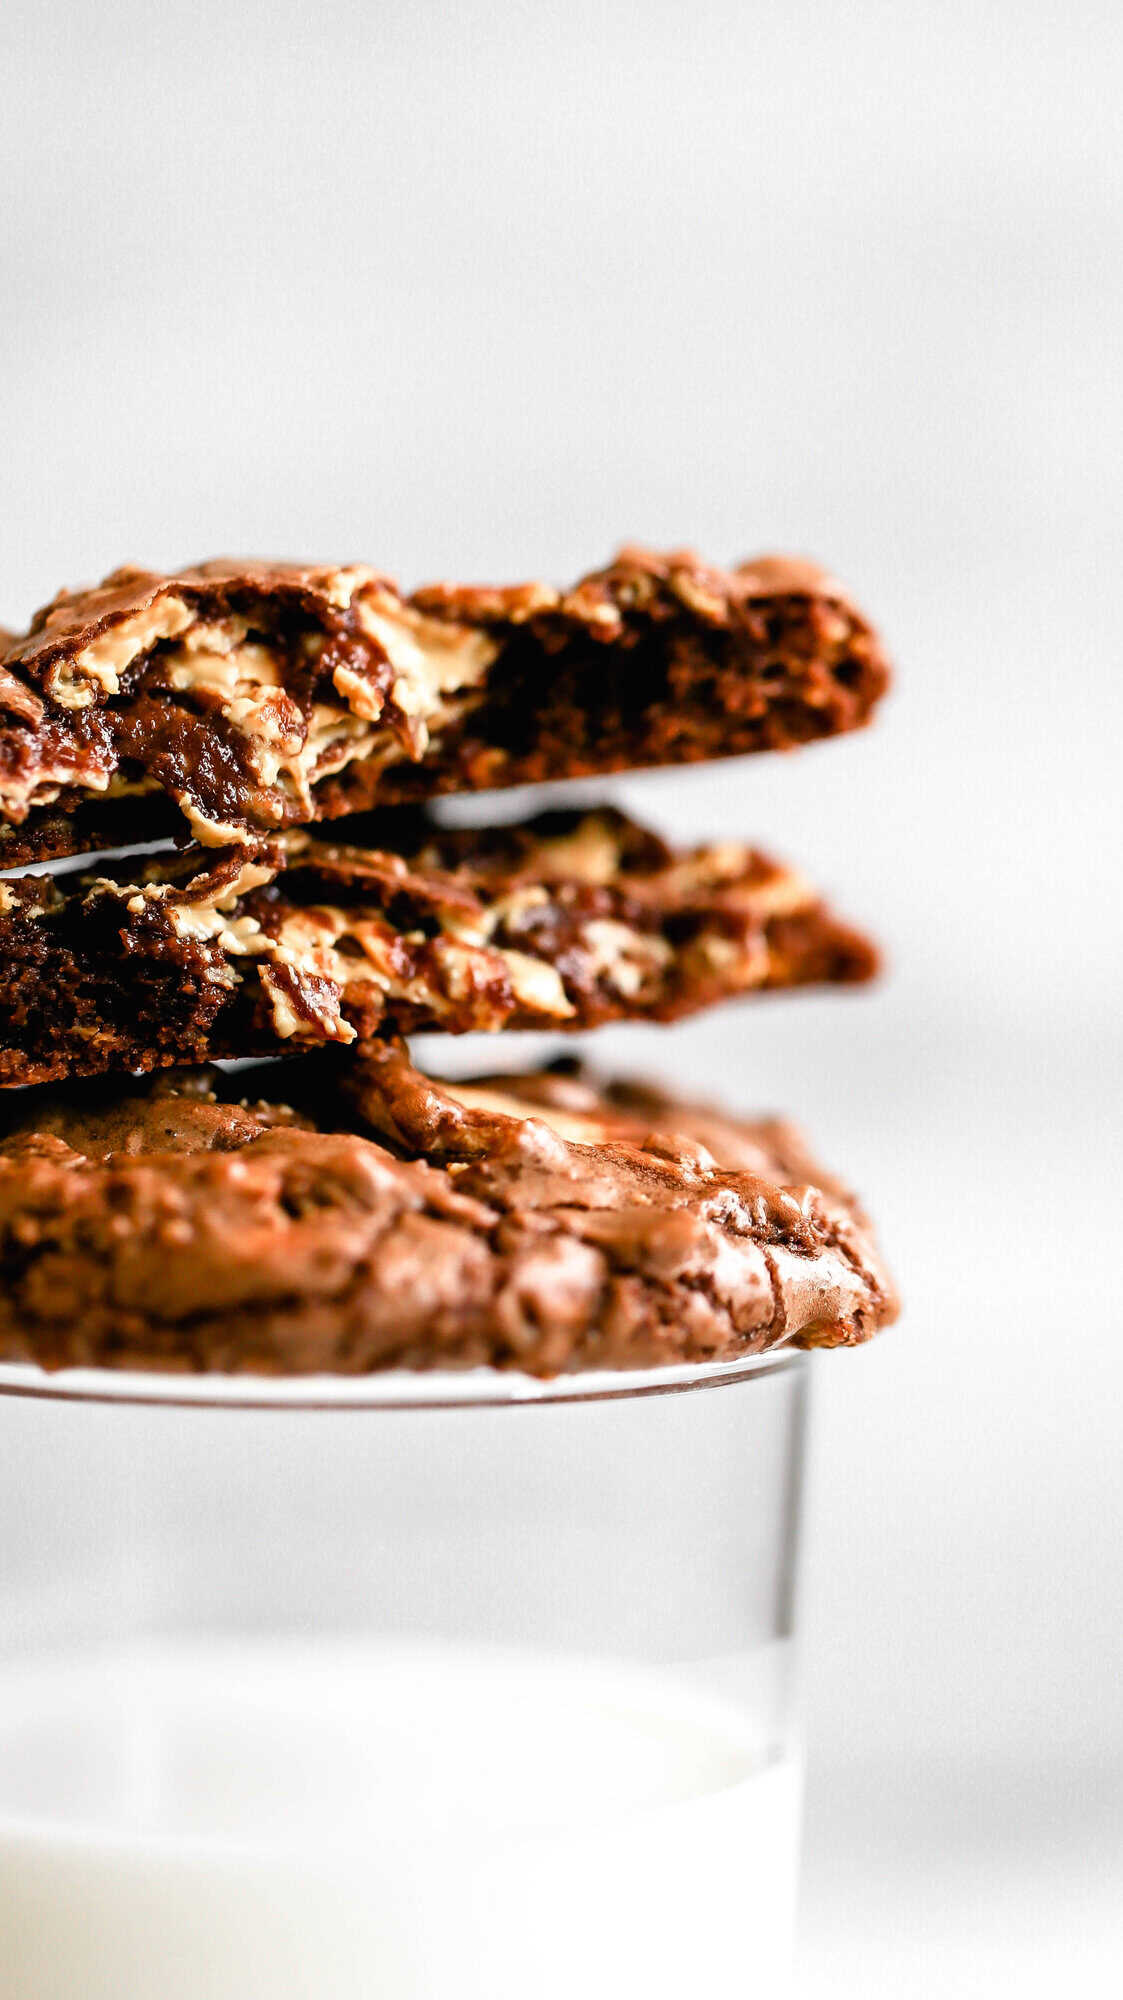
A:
[0,1348,804,1414]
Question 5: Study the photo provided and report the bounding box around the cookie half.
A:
[0,546,890,865]
[0,808,875,1085]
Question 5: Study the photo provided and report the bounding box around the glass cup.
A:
[0,1352,808,1999]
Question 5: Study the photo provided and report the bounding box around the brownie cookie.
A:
[0,1048,897,1376]
[0,807,875,1085]
[0,546,890,865]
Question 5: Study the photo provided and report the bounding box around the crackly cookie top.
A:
[0,546,890,864]
[0,1048,896,1377]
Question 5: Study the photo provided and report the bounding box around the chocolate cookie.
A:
[0,807,875,1085]
[0,547,890,865]
[0,1048,897,1376]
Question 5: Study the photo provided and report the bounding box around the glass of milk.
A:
[0,1354,808,1998]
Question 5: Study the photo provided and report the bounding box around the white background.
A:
[2,2,1121,1990]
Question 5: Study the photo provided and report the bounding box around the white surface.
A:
[0,1638,799,1999]
[1,2,1120,1991]
[796,1754,1123,2000]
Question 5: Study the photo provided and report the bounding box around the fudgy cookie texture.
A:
[0,807,875,1085]
[0,547,890,865]
[0,1048,897,1376]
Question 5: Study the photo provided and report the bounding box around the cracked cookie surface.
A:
[0,1048,896,1376]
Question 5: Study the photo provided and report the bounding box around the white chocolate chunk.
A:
[579,918,671,997]
[354,594,497,723]
[48,598,195,708]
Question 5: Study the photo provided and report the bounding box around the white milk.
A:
[0,1639,801,1999]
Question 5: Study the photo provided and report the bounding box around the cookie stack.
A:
[0,546,897,1375]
